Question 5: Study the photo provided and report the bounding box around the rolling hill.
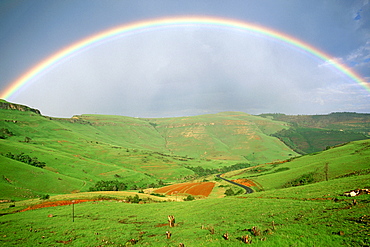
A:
[0,100,369,200]
[0,100,296,199]
[260,112,370,154]
[0,100,369,246]
[0,137,369,246]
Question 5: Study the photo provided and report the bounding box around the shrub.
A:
[0,128,14,139]
[225,188,235,196]
[184,195,195,201]
[150,193,165,197]
[40,194,50,200]
[125,194,140,203]
[282,172,316,188]
[274,167,290,173]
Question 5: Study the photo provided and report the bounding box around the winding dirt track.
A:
[216,174,254,194]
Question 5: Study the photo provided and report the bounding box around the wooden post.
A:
[72,200,75,222]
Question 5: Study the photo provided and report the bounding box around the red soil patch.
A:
[231,179,257,187]
[154,182,215,197]
[185,182,215,197]
[20,200,94,212]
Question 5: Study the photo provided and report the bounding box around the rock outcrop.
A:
[0,100,41,114]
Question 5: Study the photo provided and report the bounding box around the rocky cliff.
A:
[0,100,41,114]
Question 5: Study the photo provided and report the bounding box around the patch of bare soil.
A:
[20,200,95,212]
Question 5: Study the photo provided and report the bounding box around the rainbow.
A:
[1,16,368,99]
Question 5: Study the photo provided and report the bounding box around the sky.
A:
[0,0,369,118]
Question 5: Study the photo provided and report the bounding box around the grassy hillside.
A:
[0,173,368,246]
[260,112,370,154]
[150,112,294,162]
[0,102,297,200]
[0,101,369,246]
[260,112,370,133]
[224,139,370,191]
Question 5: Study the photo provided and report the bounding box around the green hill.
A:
[260,112,370,154]
[1,100,369,200]
[0,100,369,246]
[0,140,369,246]
[0,101,296,199]
[224,139,370,191]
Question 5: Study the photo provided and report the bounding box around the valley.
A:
[0,100,369,246]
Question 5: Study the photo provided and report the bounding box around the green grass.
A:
[0,174,368,246]
[0,107,300,200]
[0,103,369,246]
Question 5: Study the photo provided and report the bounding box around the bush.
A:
[282,172,316,188]
[184,195,195,201]
[0,128,14,139]
[125,194,140,203]
[150,193,165,197]
[40,194,50,200]
[225,188,235,196]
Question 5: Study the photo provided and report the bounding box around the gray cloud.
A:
[1,1,369,117]
[12,26,369,118]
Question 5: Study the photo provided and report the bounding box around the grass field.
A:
[1,139,369,246]
[0,172,369,246]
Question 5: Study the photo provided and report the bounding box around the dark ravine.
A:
[216,174,254,194]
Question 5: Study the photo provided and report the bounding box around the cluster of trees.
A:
[224,188,244,196]
[185,163,251,177]
[282,172,316,188]
[2,152,46,168]
[130,179,166,190]
[125,194,141,203]
[89,179,167,192]
[89,180,127,191]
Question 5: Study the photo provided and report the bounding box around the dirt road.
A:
[216,174,254,194]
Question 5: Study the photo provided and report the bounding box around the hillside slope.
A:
[260,112,370,153]
[225,139,370,191]
[1,100,369,200]
[0,101,296,199]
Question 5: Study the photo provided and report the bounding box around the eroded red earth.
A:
[154,182,215,197]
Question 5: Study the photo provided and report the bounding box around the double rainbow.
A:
[1,16,368,99]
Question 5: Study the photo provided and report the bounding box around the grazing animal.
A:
[222,233,229,240]
[242,235,251,244]
[129,239,138,244]
[179,243,185,247]
[343,189,369,197]
[168,215,175,227]
[251,226,261,236]
[166,231,172,239]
